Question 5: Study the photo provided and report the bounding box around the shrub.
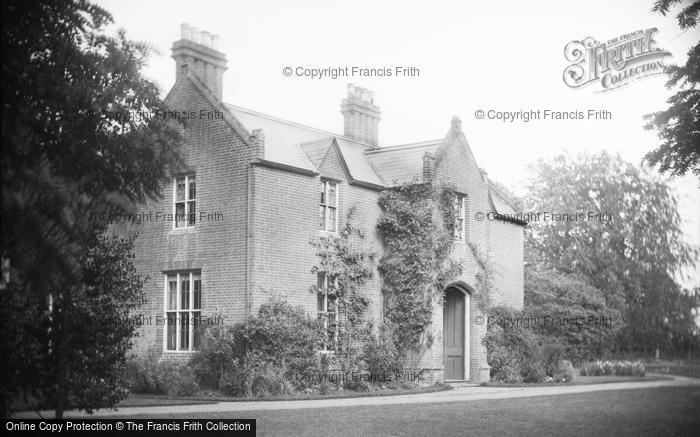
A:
[218,360,244,396]
[525,269,622,365]
[166,364,199,396]
[361,322,402,376]
[124,358,166,394]
[191,296,324,397]
[522,359,547,383]
[242,296,323,382]
[484,307,546,383]
[245,351,293,398]
[125,359,198,396]
[190,322,244,391]
[542,341,566,377]
[580,361,602,376]
[497,362,524,384]
[552,360,576,383]
[343,375,370,392]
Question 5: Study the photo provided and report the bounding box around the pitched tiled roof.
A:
[223,102,518,224]
[299,138,333,168]
[335,137,385,187]
[226,104,385,186]
[489,183,517,215]
[487,181,526,225]
[365,140,441,185]
[227,104,322,172]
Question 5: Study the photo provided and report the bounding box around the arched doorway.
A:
[443,286,469,380]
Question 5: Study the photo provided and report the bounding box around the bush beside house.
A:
[126,296,425,398]
[483,270,632,384]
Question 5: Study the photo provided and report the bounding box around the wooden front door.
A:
[443,288,465,380]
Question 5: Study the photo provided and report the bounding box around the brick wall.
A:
[412,118,525,382]
[249,141,383,326]
[129,75,251,361]
[128,77,524,384]
[488,220,525,309]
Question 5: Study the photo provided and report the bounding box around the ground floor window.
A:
[317,273,338,352]
[165,271,201,351]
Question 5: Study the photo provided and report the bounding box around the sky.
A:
[97,0,699,286]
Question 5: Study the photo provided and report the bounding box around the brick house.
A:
[129,24,525,383]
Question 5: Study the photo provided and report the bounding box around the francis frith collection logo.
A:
[563,28,671,92]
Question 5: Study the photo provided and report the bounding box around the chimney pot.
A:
[180,23,190,40]
[172,24,227,100]
[190,27,200,44]
[340,83,381,145]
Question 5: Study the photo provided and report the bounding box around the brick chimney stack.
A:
[172,23,227,100]
[340,84,381,145]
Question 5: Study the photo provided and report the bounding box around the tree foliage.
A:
[1,235,146,416]
[525,269,622,363]
[644,0,700,177]
[1,0,182,416]
[526,152,697,353]
[1,0,182,295]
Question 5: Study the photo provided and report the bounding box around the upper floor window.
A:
[317,272,338,353]
[165,271,201,351]
[454,194,465,241]
[319,180,338,233]
[174,175,196,228]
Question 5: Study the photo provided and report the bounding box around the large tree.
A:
[2,0,182,292]
[643,0,700,177]
[1,235,146,416]
[526,152,697,353]
[1,0,181,416]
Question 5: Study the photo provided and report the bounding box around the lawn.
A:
[118,375,673,408]
[119,386,700,436]
[645,363,700,378]
[117,383,451,408]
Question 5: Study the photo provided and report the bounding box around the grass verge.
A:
[118,382,451,407]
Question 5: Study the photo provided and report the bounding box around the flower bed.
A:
[579,360,646,377]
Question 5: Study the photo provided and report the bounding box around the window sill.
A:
[169,226,198,236]
[162,349,198,354]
